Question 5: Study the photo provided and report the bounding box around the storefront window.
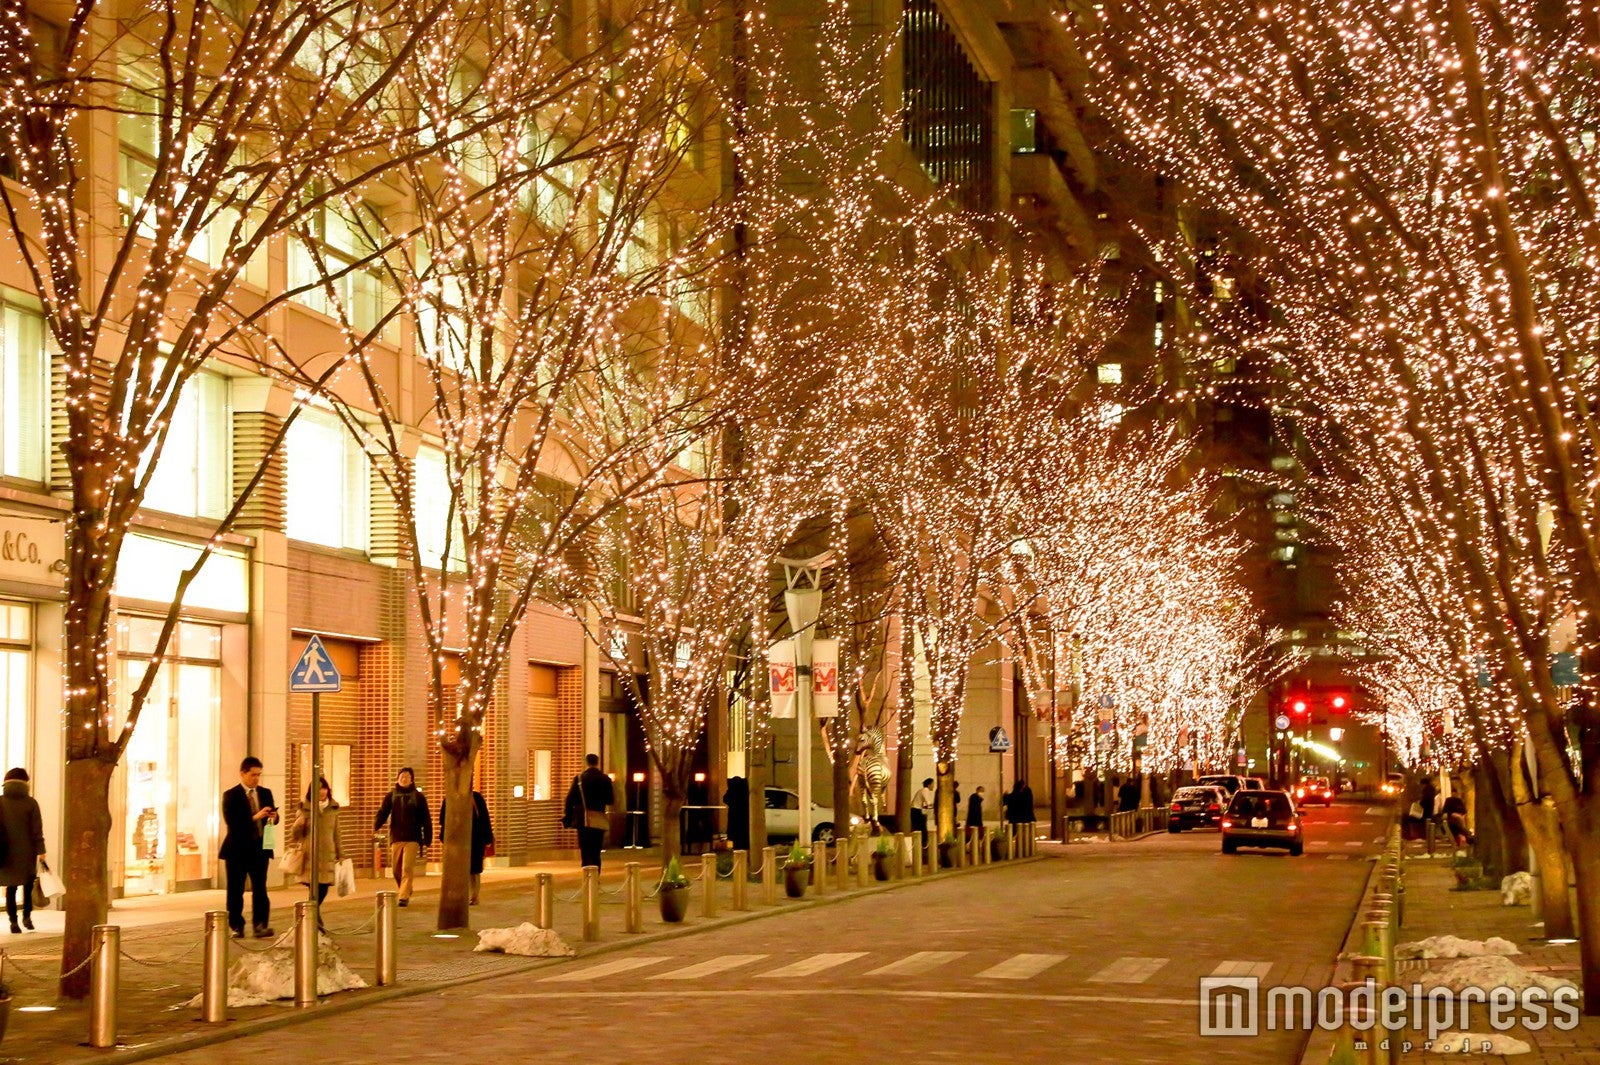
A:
[118,617,222,895]
[286,409,369,551]
[0,602,31,771]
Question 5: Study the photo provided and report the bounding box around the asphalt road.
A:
[153,802,1384,1065]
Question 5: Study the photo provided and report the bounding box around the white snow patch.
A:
[1414,955,1576,995]
[474,923,575,957]
[1396,935,1520,960]
[1427,1031,1531,1055]
[182,934,367,1008]
[1501,871,1533,906]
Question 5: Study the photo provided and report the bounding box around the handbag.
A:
[334,858,356,897]
[31,879,46,909]
[585,809,609,831]
[1407,802,1424,820]
[279,846,306,876]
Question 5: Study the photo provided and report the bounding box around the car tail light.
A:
[1208,803,1220,812]
[1220,819,1233,829]
[1288,823,1299,832]
[1171,803,1182,811]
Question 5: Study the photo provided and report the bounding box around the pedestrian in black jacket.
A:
[440,790,493,904]
[0,768,46,933]
[564,754,614,869]
[219,756,279,938]
[1004,779,1034,826]
[966,786,986,831]
[373,767,431,906]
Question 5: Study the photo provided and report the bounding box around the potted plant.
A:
[783,843,812,898]
[871,837,893,881]
[1451,854,1483,889]
[658,857,692,922]
[991,829,1008,862]
[938,832,957,869]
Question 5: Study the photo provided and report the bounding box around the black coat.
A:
[1004,786,1034,825]
[220,783,277,859]
[579,768,614,812]
[375,785,432,846]
[965,793,985,829]
[0,780,44,887]
[441,792,494,875]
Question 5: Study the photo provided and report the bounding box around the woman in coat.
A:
[291,776,343,926]
[0,767,46,933]
[441,791,494,904]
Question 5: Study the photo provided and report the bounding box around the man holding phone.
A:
[220,756,279,938]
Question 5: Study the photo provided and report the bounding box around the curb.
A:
[52,855,1046,1065]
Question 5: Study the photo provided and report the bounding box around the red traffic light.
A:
[1330,693,1348,711]
[1290,699,1308,715]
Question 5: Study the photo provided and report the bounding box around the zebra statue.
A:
[851,727,892,828]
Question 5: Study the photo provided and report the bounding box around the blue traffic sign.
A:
[290,634,342,693]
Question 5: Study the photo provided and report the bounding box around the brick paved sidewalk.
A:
[2,846,1034,1064]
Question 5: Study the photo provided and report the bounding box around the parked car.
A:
[1242,777,1266,790]
[1167,786,1229,831]
[764,787,838,843]
[1295,777,1335,807]
[1221,789,1304,856]
[1198,774,1250,796]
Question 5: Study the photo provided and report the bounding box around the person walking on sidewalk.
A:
[373,767,431,907]
[566,754,614,869]
[965,785,986,838]
[441,789,494,905]
[1118,777,1141,813]
[1004,778,1034,828]
[220,756,279,938]
[0,768,45,933]
[912,778,935,836]
[291,775,343,928]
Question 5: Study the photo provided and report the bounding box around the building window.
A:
[1096,363,1123,386]
[0,602,31,773]
[532,749,553,801]
[141,370,230,519]
[902,0,995,211]
[288,200,394,335]
[286,408,369,551]
[1010,109,1038,154]
[0,298,47,482]
[414,446,467,570]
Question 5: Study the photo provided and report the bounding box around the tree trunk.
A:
[831,744,851,835]
[935,761,956,842]
[747,737,769,856]
[1473,753,1526,880]
[661,791,684,863]
[436,744,475,930]
[1511,747,1575,939]
[893,612,915,835]
[1566,821,1600,1014]
[59,757,116,998]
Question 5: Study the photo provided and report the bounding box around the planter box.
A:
[658,883,691,923]
[784,864,810,898]
[871,853,891,881]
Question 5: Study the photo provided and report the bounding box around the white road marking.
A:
[654,954,768,980]
[1366,807,1389,815]
[758,952,868,978]
[541,956,672,982]
[976,953,1067,980]
[485,988,1201,1007]
[1344,841,1363,847]
[1325,854,1352,860]
[1088,956,1168,983]
[866,951,968,977]
[1210,961,1272,980]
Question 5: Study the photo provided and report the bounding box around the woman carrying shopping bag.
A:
[290,776,343,931]
[0,767,46,933]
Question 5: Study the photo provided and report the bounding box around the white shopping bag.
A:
[334,858,356,897]
[37,863,65,899]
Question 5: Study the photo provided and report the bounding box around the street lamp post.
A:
[779,553,832,846]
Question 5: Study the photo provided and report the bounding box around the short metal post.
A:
[375,891,397,986]
[893,834,906,879]
[624,862,643,933]
[925,830,936,872]
[201,910,229,1023]
[1006,825,1015,860]
[535,873,554,930]
[88,924,119,1048]
[582,866,600,941]
[761,846,777,904]
[856,837,869,889]
[1029,822,1038,856]
[700,853,718,918]
[732,850,748,911]
[835,839,848,892]
[912,833,924,877]
[294,901,317,1008]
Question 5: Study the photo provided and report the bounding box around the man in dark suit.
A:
[219,756,278,938]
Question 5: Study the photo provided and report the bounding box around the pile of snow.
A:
[1397,935,1520,960]
[474,923,575,957]
[1427,1032,1531,1055]
[1414,955,1576,995]
[1501,871,1533,906]
[183,934,367,1009]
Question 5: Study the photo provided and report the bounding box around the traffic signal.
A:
[1290,697,1308,717]
[1329,692,1349,712]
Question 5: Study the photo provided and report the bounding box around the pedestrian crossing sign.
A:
[289,633,342,692]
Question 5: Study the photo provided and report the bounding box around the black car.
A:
[1167,786,1228,831]
[1198,774,1249,797]
[1221,789,1304,855]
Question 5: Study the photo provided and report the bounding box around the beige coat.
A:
[290,802,344,885]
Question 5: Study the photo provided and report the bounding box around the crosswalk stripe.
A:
[758,952,868,978]
[1088,956,1168,983]
[1365,807,1389,815]
[977,953,1067,980]
[1325,854,1352,860]
[541,956,671,982]
[866,951,968,977]
[1344,841,1363,847]
[1210,961,1272,980]
[654,955,768,980]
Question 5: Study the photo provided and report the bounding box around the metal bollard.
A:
[701,853,718,918]
[732,850,748,911]
[375,891,398,986]
[88,924,119,1048]
[624,862,643,933]
[201,910,229,1023]
[893,834,906,879]
[835,839,848,893]
[912,833,924,877]
[582,866,601,941]
[925,830,937,872]
[855,837,869,889]
[294,901,318,1008]
[761,846,777,905]
[535,873,554,930]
